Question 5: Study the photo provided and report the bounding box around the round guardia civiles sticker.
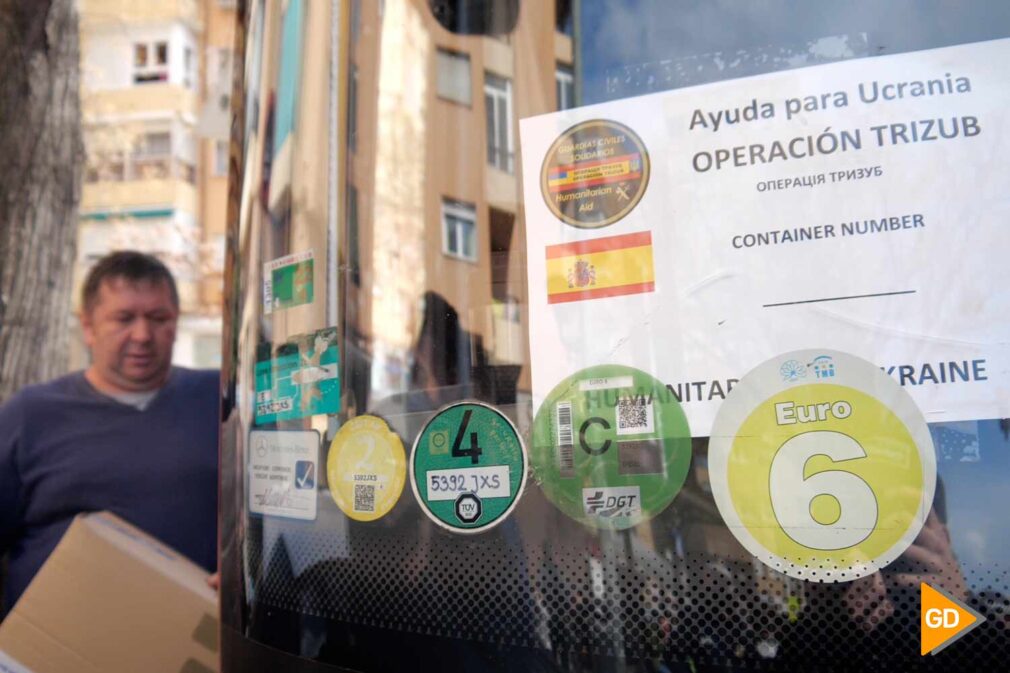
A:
[708,349,937,582]
[540,119,650,229]
[530,364,692,530]
[410,402,527,534]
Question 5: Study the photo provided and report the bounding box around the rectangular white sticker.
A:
[578,376,633,391]
[425,465,511,501]
[521,38,1010,433]
[248,430,319,520]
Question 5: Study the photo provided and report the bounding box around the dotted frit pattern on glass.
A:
[243,509,1009,671]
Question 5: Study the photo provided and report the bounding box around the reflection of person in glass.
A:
[843,502,966,633]
[372,290,522,425]
[407,290,494,411]
[779,479,975,669]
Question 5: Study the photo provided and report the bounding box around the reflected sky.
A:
[578,0,1010,103]
[941,420,1010,585]
[575,0,1010,593]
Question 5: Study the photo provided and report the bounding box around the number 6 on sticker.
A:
[769,431,878,550]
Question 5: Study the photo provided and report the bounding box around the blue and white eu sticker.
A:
[248,430,319,520]
[709,349,937,581]
[530,364,692,530]
[254,327,340,424]
[410,402,527,534]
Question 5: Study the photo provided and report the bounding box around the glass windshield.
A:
[220,2,1010,671]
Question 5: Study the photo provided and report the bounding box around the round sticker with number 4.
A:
[410,402,527,534]
[709,350,936,582]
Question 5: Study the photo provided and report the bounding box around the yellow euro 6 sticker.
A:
[327,415,406,522]
[709,350,936,582]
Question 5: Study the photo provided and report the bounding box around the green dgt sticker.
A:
[255,328,340,424]
[410,402,527,534]
[531,364,691,530]
[263,250,314,314]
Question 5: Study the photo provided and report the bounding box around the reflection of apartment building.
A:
[72,0,236,369]
[344,0,576,402]
[230,0,334,418]
[227,0,575,412]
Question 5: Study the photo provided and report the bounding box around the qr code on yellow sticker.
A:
[354,484,375,512]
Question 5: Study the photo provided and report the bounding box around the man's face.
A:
[81,277,179,393]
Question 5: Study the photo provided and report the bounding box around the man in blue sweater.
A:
[0,251,218,615]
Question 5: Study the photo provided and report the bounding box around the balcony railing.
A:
[86,155,196,185]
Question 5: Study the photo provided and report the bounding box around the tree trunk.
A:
[0,0,82,403]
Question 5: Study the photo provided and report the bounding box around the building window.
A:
[132,131,172,179]
[184,46,194,89]
[348,185,360,285]
[347,64,358,152]
[556,64,575,110]
[209,47,233,93]
[214,140,229,177]
[133,40,169,84]
[442,199,477,262]
[556,0,573,36]
[85,151,125,182]
[350,0,361,45]
[436,48,471,105]
[484,73,513,172]
[209,47,232,114]
[140,131,171,154]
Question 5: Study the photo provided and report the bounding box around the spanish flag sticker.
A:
[546,231,655,304]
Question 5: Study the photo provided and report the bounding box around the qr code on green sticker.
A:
[617,396,654,435]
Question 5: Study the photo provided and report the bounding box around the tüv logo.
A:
[582,486,641,519]
[809,355,836,379]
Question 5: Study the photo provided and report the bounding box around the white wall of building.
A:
[174,315,223,369]
[83,22,198,91]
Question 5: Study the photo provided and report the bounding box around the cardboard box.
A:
[0,512,219,673]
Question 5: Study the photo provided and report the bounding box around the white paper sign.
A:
[521,38,1010,435]
[248,430,319,520]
